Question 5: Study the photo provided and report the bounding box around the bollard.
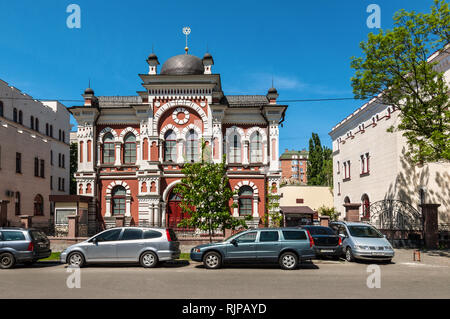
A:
[413,250,421,262]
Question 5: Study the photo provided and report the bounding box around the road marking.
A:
[399,262,448,268]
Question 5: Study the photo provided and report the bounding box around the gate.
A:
[369,200,423,247]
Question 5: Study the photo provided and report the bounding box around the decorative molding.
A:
[98,127,119,143]
[172,107,190,125]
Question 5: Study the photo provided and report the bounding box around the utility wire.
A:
[0,95,376,104]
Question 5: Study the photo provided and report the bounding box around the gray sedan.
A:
[60,227,180,268]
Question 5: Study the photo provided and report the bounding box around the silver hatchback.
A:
[60,227,180,268]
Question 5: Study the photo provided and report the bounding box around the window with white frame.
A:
[229,134,241,163]
[164,130,177,162]
[249,131,262,163]
[343,160,351,179]
[186,129,199,163]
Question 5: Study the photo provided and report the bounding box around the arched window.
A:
[164,130,177,162]
[186,129,199,162]
[111,186,126,215]
[102,133,115,164]
[0,101,3,117]
[238,186,253,216]
[250,131,262,163]
[18,110,23,124]
[123,133,136,164]
[30,116,34,129]
[34,194,44,216]
[229,134,241,163]
[13,108,18,122]
[344,196,350,204]
[361,194,370,218]
[35,118,39,132]
[15,192,21,215]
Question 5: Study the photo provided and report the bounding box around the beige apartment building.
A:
[0,79,70,231]
[329,49,450,227]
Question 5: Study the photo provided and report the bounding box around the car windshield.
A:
[224,230,246,242]
[348,225,383,238]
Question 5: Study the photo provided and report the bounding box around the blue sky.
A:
[0,0,434,150]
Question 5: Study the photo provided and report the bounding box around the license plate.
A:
[372,252,384,256]
[321,249,334,253]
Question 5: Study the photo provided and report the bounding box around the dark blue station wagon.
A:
[190,228,315,270]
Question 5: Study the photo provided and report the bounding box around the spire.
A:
[183,26,191,54]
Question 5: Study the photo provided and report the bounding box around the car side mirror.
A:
[92,238,98,244]
[339,234,346,239]
[383,234,387,238]
[231,239,238,246]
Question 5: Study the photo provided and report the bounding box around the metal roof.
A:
[160,54,204,75]
[222,95,269,107]
[97,96,142,108]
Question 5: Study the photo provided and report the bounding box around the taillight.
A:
[306,230,314,248]
[27,242,34,252]
[338,237,342,246]
[166,229,172,242]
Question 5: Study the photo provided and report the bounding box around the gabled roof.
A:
[97,96,143,108]
[280,150,309,160]
[221,95,270,108]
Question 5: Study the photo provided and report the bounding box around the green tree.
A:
[351,0,450,163]
[307,133,324,185]
[317,206,340,221]
[174,141,250,242]
[307,133,333,187]
[262,183,283,227]
[70,142,78,195]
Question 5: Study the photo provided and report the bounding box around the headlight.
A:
[385,246,392,250]
[192,248,201,253]
[356,245,369,250]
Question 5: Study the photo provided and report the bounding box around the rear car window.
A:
[29,230,48,242]
[260,231,279,242]
[305,227,336,235]
[1,231,26,241]
[282,231,307,240]
[143,230,162,239]
[121,229,143,240]
[168,229,178,241]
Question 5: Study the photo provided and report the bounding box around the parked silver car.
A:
[329,222,394,263]
[60,227,180,268]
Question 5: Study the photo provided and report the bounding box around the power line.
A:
[0,95,375,104]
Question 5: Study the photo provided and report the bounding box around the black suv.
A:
[0,227,51,269]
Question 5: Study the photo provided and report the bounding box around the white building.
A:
[0,79,70,231]
[329,49,450,227]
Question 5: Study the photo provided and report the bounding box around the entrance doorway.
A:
[167,192,194,231]
[0,200,8,227]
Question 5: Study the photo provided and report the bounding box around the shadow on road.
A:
[13,261,61,269]
[193,261,320,270]
[60,259,191,269]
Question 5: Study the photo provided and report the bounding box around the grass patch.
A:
[41,252,61,261]
[179,253,191,260]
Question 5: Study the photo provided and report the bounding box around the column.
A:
[125,197,131,217]
[114,142,122,166]
[160,203,166,227]
[105,196,111,217]
[136,141,141,166]
[343,203,361,222]
[149,204,154,226]
[252,196,259,218]
[177,139,184,164]
[96,142,101,166]
[243,140,249,165]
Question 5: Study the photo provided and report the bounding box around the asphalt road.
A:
[1,250,449,299]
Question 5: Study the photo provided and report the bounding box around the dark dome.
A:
[84,87,94,95]
[268,87,278,94]
[203,52,212,59]
[147,53,158,60]
[160,54,204,75]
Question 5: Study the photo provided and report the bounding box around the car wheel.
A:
[203,251,222,269]
[67,252,85,267]
[279,252,298,270]
[0,252,16,269]
[345,247,355,262]
[140,251,158,268]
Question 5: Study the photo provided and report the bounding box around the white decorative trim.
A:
[153,100,208,135]
[234,181,259,194]
[105,180,132,217]
[160,124,181,140]
[98,127,119,144]
[172,107,190,125]
[162,179,182,202]
[119,127,140,142]
[181,123,202,139]
[225,126,245,141]
[246,127,268,142]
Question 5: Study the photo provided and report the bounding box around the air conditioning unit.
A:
[5,190,14,197]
